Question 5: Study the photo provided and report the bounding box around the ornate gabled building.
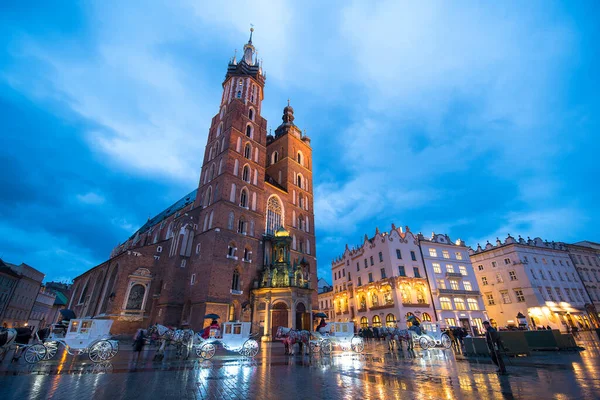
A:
[69,30,318,337]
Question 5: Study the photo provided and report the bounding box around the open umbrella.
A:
[204,313,220,320]
[59,309,76,321]
[314,312,327,318]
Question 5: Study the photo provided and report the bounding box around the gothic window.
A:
[297,151,303,166]
[166,222,174,239]
[246,124,252,138]
[266,196,283,235]
[216,122,223,137]
[220,106,226,120]
[218,158,223,175]
[214,183,219,202]
[78,280,89,305]
[299,194,303,209]
[232,270,240,291]
[208,211,214,229]
[249,219,255,236]
[248,108,254,121]
[238,216,246,234]
[227,243,236,257]
[234,159,239,176]
[126,284,145,310]
[210,163,216,180]
[240,189,248,208]
[237,79,243,98]
[204,187,212,207]
[297,174,303,189]
[271,151,279,165]
[242,165,250,182]
[228,211,235,230]
[250,85,255,103]
[100,265,119,314]
[244,143,251,159]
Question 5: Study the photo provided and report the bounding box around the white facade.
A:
[419,233,488,335]
[331,226,437,330]
[470,235,595,331]
[317,281,335,322]
[564,243,600,312]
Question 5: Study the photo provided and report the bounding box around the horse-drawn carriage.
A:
[411,322,452,349]
[310,322,364,354]
[194,322,259,360]
[24,319,118,364]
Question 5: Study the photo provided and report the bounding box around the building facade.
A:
[28,286,57,331]
[469,235,595,331]
[1,262,44,328]
[69,30,318,337]
[563,243,600,316]
[331,226,436,331]
[0,261,20,326]
[317,279,334,322]
[419,233,488,334]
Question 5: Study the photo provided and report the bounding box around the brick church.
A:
[68,30,318,339]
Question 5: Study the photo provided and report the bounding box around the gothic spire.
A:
[243,27,255,65]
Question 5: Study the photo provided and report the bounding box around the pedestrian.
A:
[373,326,380,341]
[483,321,507,374]
[133,328,146,361]
[572,325,579,338]
[546,325,552,330]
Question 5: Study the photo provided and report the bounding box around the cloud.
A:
[76,192,105,205]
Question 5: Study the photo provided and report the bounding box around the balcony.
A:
[402,302,430,307]
[446,272,464,279]
[438,288,480,296]
[369,304,395,311]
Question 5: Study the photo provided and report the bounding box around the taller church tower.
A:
[171,29,317,338]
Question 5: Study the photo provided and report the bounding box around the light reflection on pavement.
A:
[1,332,600,399]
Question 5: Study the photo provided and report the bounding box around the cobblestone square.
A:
[2,333,600,399]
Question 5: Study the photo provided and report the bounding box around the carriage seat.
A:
[317,325,331,335]
[209,328,221,338]
[14,328,33,345]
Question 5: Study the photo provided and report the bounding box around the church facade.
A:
[68,31,318,339]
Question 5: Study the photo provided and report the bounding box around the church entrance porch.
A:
[271,302,288,339]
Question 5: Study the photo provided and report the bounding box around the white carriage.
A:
[411,322,452,349]
[310,322,364,354]
[24,319,119,364]
[194,322,259,360]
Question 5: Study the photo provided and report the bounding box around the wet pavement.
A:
[1,332,600,399]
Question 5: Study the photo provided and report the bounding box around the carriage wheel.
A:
[351,337,365,353]
[108,341,119,359]
[43,342,59,360]
[199,343,216,360]
[242,339,259,358]
[24,344,47,364]
[418,337,431,350]
[309,341,320,354]
[320,339,333,355]
[89,340,113,363]
[441,334,452,349]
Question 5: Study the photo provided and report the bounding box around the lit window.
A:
[454,298,466,310]
[501,291,511,304]
[455,252,463,260]
[463,281,472,291]
[449,280,459,290]
[437,279,446,289]
[446,264,455,273]
[459,266,467,276]
[433,263,441,273]
[429,248,437,257]
[496,273,503,283]
[442,250,450,259]
[440,297,452,310]
[467,298,479,310]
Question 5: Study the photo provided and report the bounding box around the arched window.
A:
[78,280,89,305]
[227,242,236,257]
[232,270,240,291]
[359,295,366,309]
[216,122,222,137]
[297,151,303,166]
[126,284,145,310]
[372,315,382,328]
[238,216,246,234]
[100,265,119,314]
[204,187,212,207]
[220,106,226,120]
[360,317,368,329]
[297,215,304,230]
[218,158,223,175]
[386,314,396,327]
[297,174,303,189]
[236,79,243,98]
[422,313,432,322]
[299,194,304,209]
[248,108,254,121]
[240,189,248,208]
[210,163,216,180]
[242,165,250,182]
[244,143,251,159]
[266,196,283,235]
[371,292,379,307]
[272,151,279,165]
[246,124,252,138]
[227,211,235,230]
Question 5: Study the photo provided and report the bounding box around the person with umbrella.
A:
[314,313,328,332]
[201,314,221,339]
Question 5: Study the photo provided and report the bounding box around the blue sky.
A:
[1,1,599,283]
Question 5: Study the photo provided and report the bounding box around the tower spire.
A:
[249,25,254,44]
[243,26,256,65]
